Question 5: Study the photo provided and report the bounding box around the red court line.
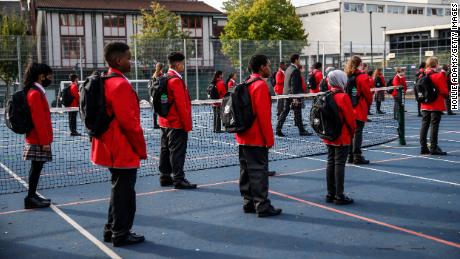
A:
[269,190,460,249]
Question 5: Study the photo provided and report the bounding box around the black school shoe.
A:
[112,232,145,247]
[347,155,354,164]
[159,176,174,187]
[325,194,335,203]
[33,194,51,204]
[276,131,286,137]
[430,146,447,156]
[257,206,282,218]
[334,195,354,205]
[174,179,197,189]
[103,230,112,242]
[299,131,313,136]
[268,171,276,177]
[243,203,256,214]
[353,155,370,165]
[24,196,50,209]
[420,146,430,155]
[70,132,82,136]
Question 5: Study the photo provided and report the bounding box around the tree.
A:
[221,0,308,73]
[0,13,28,102]
[133,2,189,67]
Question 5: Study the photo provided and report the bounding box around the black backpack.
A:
[374,76,383,88]
[319,78,328,92]
[207,82,219,99]
[415,72,438,103]
[269,71,277,87]
[148,75,176,117]
[79,72,120,138]
[386,76,395,94]
[345,72,363,107]
[221,78,261,133]
[310,91,342,141]
[60,84,74,107]
[4,87,34,134]
[308,72,317,90]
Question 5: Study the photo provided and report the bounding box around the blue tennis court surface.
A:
[1,100,459,258]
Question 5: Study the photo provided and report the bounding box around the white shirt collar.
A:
[168,69,183,79]
[279,68,285,74]
[230,79,235,83]
[33,82,46,94]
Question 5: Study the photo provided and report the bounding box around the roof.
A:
[35,0,222,14]
[0,1,23,14]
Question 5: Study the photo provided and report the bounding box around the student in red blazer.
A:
[211,71,227,133]
[236,54,282,218]
[158,52,196,189]
[345,56,373,165]
[274,62,287,119]
[391,67,408,98]
[152,62,164,129]
[372,68,386,114]
[21,63,53,209]
[92,42,147,247]
[226,72,237,92]
[420,57,449,155]
[68,74,81,136]
[322,70,357,205]
[414,62,426,117]
[309,62,323,93]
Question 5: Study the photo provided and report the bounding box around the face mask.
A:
[42,78,52,87]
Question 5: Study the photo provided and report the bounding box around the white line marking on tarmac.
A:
[0,162,122,259]
[365,149,460,164]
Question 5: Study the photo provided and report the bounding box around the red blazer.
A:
[309,69,322,94]
[301,75,307,93]
[25,87,53,145]
[391,75,407,97]
[158,70,193,132]
[352,71,373,122]
[227,79,236,91]
[70,82,80,107]
[323,88,357,146]
[212,79,227,107]
[236,74,274,148]
[274,69,285,95]
[421,68,449,112]
[91,68,147,169]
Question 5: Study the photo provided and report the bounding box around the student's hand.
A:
[43,145,51,151]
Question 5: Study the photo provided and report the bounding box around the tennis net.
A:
[0,86,402,194]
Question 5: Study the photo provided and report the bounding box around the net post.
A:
[397,86,406,145]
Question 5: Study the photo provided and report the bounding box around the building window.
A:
[61,37,85,60]
[59,13,84,35]
[387,5,405,14]
[181,16,202,29]
[445,8,451,16]
[344,3,364,13]
[407,7,424,15]
[103,14,126,37]
[427,8,444,16]
[367,4,384,13]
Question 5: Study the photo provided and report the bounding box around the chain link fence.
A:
[0,35,450,107]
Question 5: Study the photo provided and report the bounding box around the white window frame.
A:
[344,2,364,13]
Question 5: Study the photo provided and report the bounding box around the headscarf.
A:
[327,70,347,89]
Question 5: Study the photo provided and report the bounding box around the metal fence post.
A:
[419,47,422,65]
[322,42,325,74]
[16,37,22,88]
[195,39,199,100]
[79,38,83,80]
[279,40,282,65]
[134,38,139,93]
[316,41,319,62]
[350,41,353,57]
[397,87,406,145]
[239,39,242,83]
[184,39,188,87]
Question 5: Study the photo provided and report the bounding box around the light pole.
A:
[381,26,387,76]
[369,11,373,69]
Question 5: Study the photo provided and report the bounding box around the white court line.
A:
[0,162,122,259]
[269,149,460,187]
[365,149,460,164]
